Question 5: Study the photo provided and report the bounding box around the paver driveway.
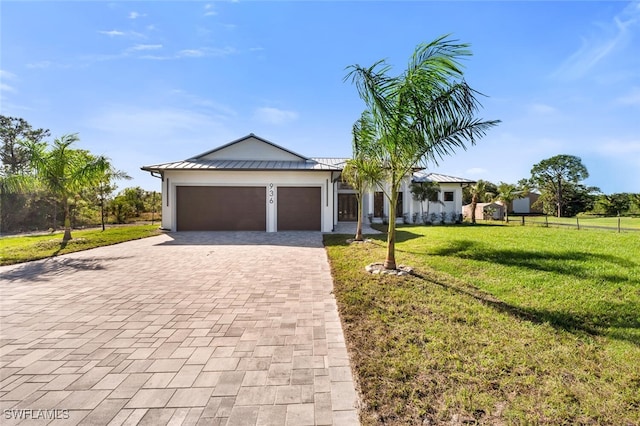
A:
[0,232,359,425]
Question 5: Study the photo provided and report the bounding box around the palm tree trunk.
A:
[63,198,72,241]
[471,195,477,224]
[355,195,363,241]
[100,196,106,231]
[384,189,397,270]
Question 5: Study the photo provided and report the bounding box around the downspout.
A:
[332,171,342,232]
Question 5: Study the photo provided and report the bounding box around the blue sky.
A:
[1,1,639,194]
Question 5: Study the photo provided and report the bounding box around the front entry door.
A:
[338,194,358,221]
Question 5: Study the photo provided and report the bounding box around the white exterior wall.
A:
[161,170,335,232]
[512,197,530,214]
[410,183,465,223]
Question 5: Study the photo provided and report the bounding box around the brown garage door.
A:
[176,186,266,231]
[277,187,321,231]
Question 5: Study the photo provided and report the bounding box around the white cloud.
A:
[90,108,215,141]
[140,48,237,60]
[26,61,52,69]
[129,44,163,51]
[128,11,145,19]
[0,70,17,92]
[170,89,237,117]
[175,47,237,58]
[178,49,206,58]
[0,83,16,93]
[204,4,217,16]
[254,107,299,125]
[0,69,16,79]
[528,103,557,115]
[98,29,147,40]
[597,139,640,155]
[617,87,640,106]
[99,30,125,37]
[553,2,640,80]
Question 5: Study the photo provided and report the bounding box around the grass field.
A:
[0,225,162,265]
[325,225,640,425]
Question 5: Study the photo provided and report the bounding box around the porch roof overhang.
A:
[412,172,476,184]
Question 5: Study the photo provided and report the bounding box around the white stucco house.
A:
[141,134,474,232]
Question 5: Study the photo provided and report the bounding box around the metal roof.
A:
[141,158,344,172]
[412,172,476,184]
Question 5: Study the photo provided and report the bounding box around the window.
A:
[444,191,454,202]
[396,192,403,217]
[374,192,384,217]
[429,191,439,202]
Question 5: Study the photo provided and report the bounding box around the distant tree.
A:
[530,155,589,217]
[110,195,136,224]
[631,194,640,213]
[493,182,520,222]
[467,180,494,224]
[596,193,631,216]
[0,116,50,174]
[345,36,499,269]
[0,116,51,233]
[143,190,162,224]
[410,181,441,222]
[516,178,533,195]
[121,187,146,217]
[94,167,132,230]
[341,112,384,241]
[564,184,599,217]
[22,134,108,241]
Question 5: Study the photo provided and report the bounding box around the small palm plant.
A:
[341,112,384,241]
[493,182,521,222]
[410,181,442,224]
[468,180,494,224]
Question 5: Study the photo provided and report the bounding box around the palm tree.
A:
[410,181,441,222]
[345,35,499,269]
[493,182,520,222]
[341,112,384,241]
[23,134,108,241]
[468,180,493,224]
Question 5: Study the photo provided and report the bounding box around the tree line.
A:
[0,116,160,238]
[459,154,640,220]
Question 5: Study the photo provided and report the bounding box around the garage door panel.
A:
[177,186,266,231]
[277,187,321,231]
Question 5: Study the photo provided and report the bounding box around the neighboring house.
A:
[511,193,542,214]
[462,202,505,220]
[141,134,474,232]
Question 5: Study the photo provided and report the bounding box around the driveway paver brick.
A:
[1,231,359,425]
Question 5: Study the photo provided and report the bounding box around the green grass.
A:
[0,225,163,265]
[325,225,640,425]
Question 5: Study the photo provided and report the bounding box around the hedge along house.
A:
[141,134,474,232]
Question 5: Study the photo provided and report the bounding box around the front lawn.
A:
[0,225,163,265]
[325,225,640,425]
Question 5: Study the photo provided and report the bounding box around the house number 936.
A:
[269,183,274,203]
